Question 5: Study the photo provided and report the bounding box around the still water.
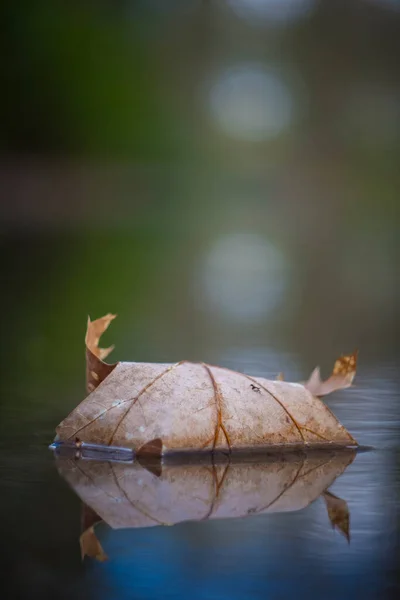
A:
[1,352,399,600]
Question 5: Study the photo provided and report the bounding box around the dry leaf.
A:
[304,351,358,397]
[55,315,358,453]
[322,490,350,542]
[80,525,108,561]
[85,314,117,394]
[57,449,355,531]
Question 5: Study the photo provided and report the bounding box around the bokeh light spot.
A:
[209,64,294,141]
[199,233,290,323]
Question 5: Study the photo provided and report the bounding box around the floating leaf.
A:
[55,315,358,453]
[323,490,350,542]
[304,351,358,397]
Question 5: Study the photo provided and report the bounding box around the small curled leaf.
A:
[85,314,117,393]
[304,351,358,398]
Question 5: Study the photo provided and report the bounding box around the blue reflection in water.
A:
[78,365,400,600]
[84,444,398,599]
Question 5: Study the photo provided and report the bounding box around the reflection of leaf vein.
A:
[296,455,334,480]
[68,460,122,502]
[110,464,167,526]
[256,460,304,513]
[202,461,231,521]
[255,454,334,514]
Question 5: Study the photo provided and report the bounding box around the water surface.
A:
[1,349,398,600]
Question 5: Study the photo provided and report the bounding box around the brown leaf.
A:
[57,449,355,531]
[80,525,108,561]
[55,315,358,451]
[137,438,163,458]
[304,350,358,398]
[85,313,116,360]
[85,314,117,393]
[323,490,350,542]
[136,438,163,476]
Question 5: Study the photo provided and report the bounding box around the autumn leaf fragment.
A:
[304,351,358,397]
[86,313,117,360]
[323,490,350,542]
[85,314,117,393]
[80,525,108,562]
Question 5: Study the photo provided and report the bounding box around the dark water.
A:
[1,326,399,599]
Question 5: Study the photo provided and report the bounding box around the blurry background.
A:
[0,1,399,599]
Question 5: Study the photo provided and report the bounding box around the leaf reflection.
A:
[55,448,354,559]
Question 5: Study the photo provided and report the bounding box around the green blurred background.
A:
[2,0,399,381]
[0,1,399,597]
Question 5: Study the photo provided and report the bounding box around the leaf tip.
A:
[304,350,358,397]
[85,313,118,392]
[332,349,358,378]
[85,313,117,357]
[80,525,108,562]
